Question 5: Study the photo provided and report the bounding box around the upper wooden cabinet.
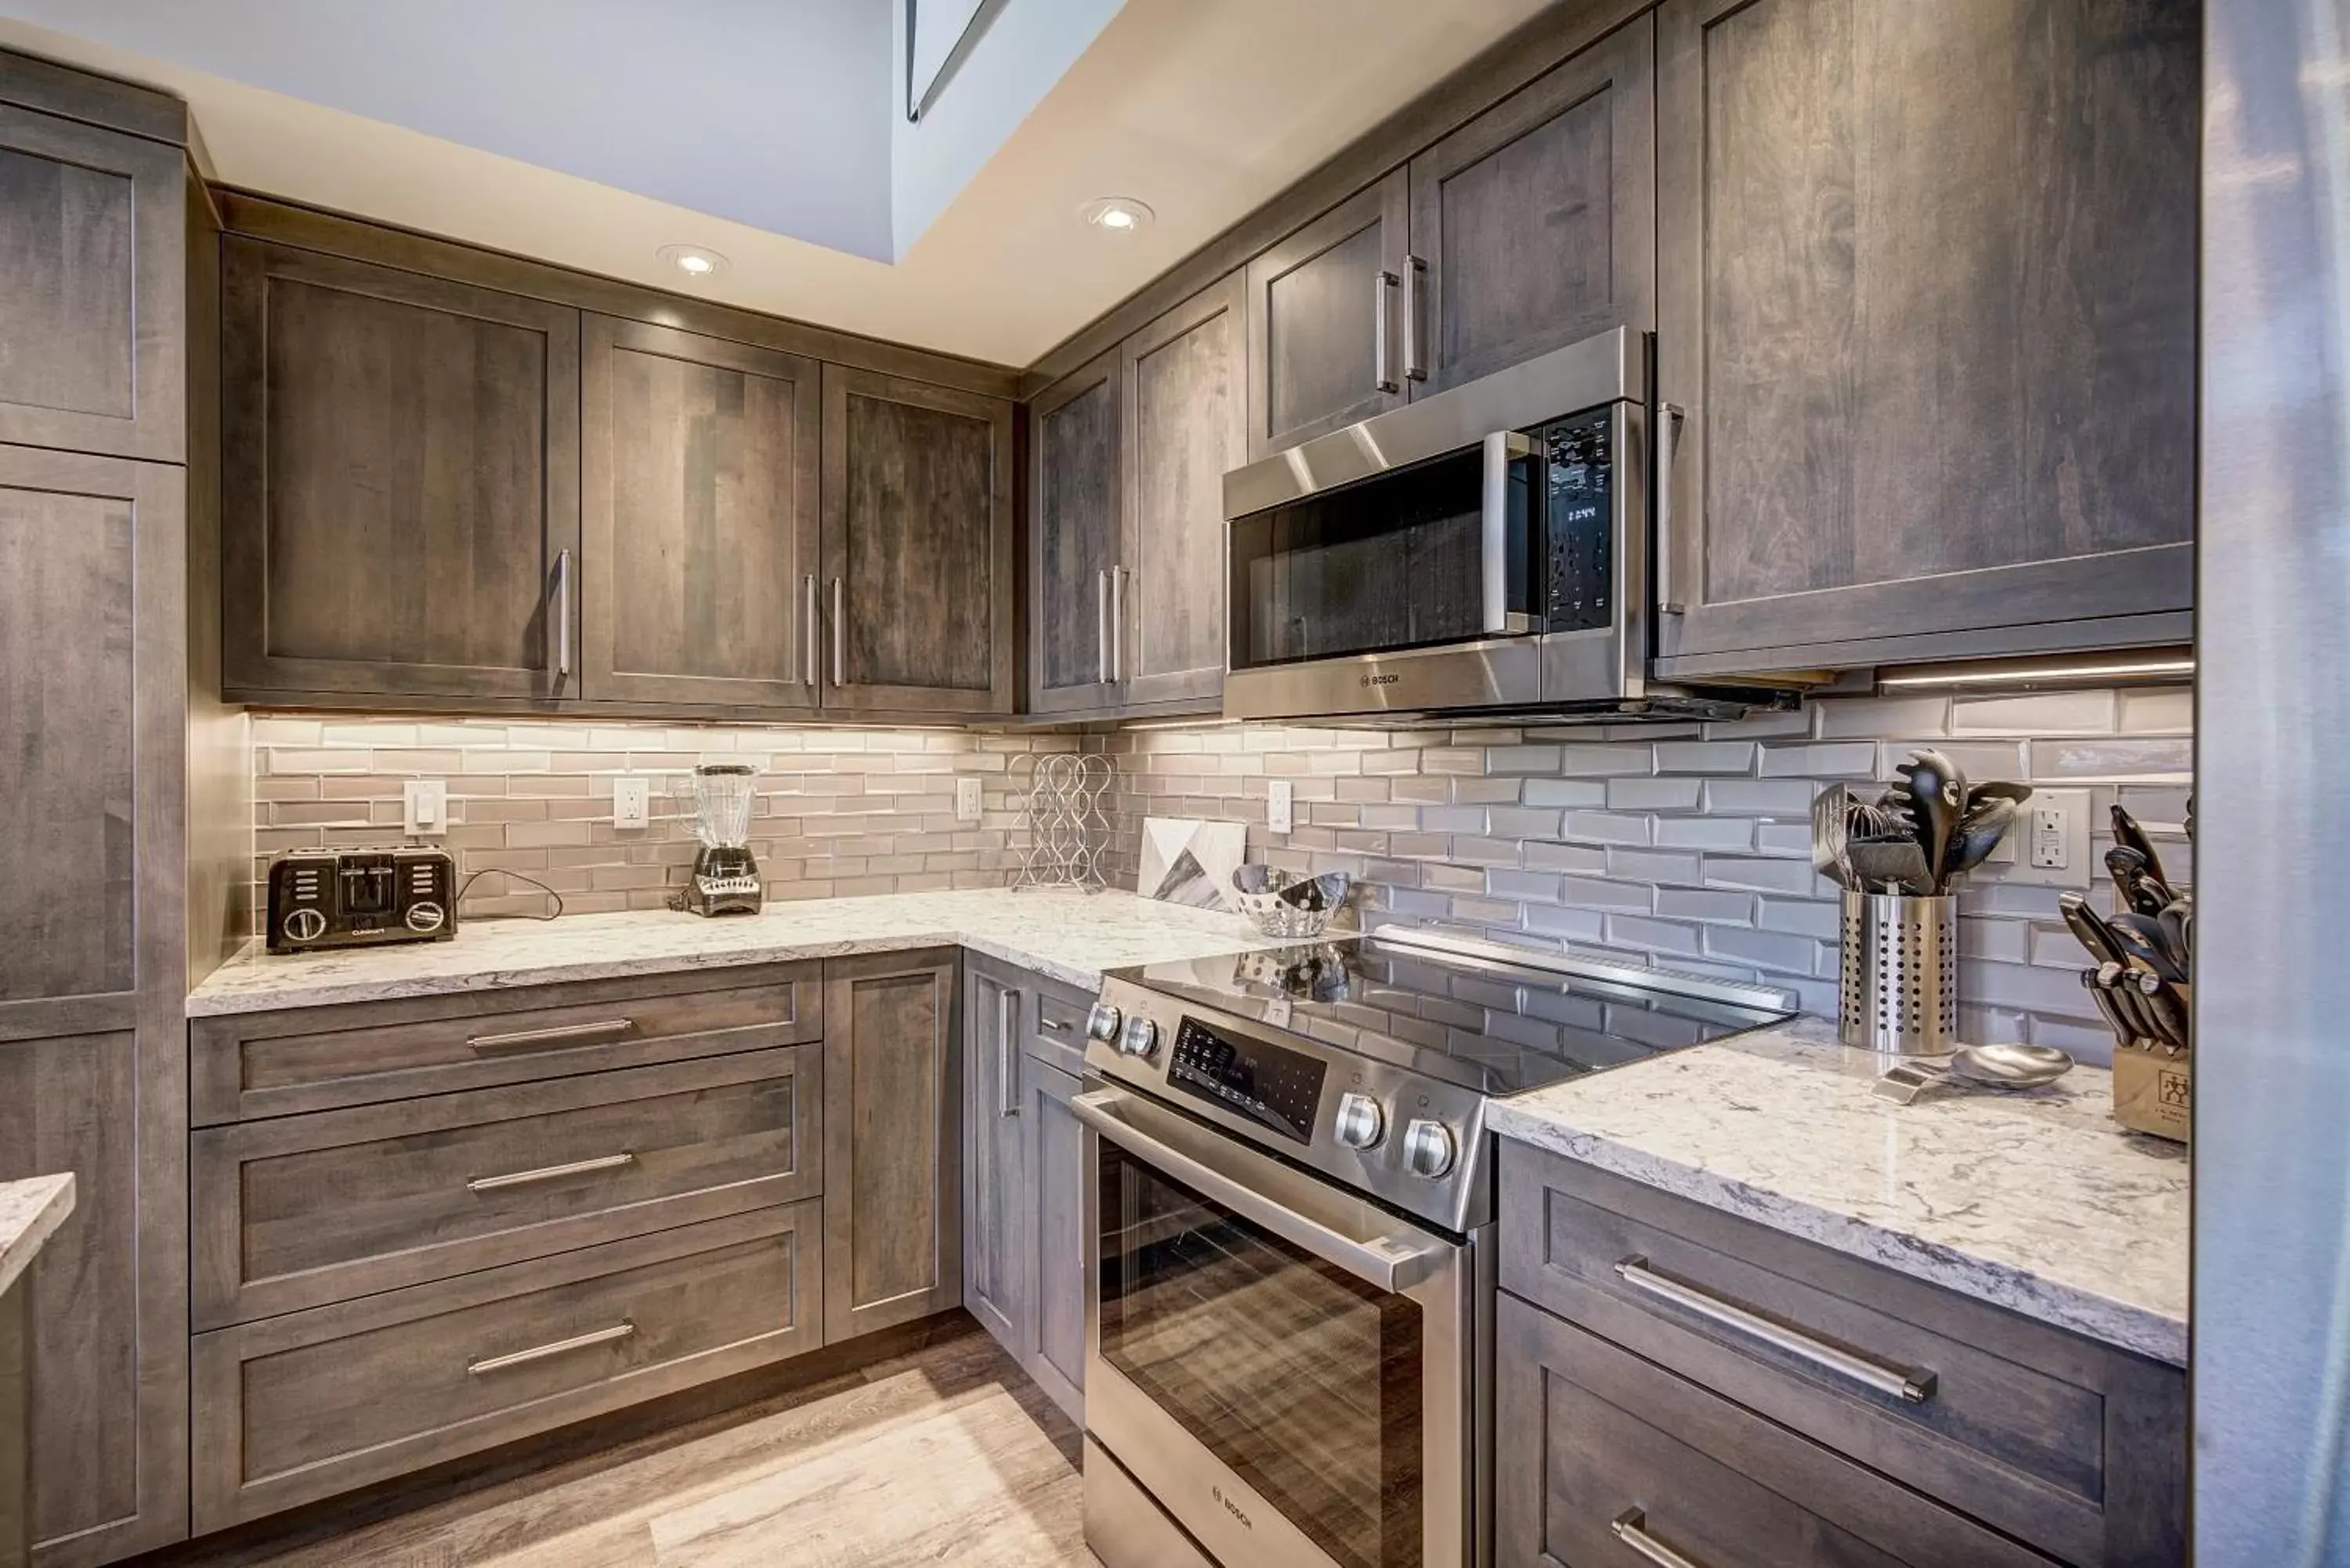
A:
[820,366,1017,716]
[0,96,185,463]
[580,316,821,711]
[1121,274,1246,709]
[1407,17,1655,395]
[221,240,582,703]
[1245,174,1408,460]
[1651,0,2198,673]
[1027,351,1122,716]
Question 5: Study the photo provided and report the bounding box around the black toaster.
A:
[266,847,458,953]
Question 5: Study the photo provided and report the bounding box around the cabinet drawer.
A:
[1501,1143,2185,1567]
[191,965,819,1124]
[1498,1295,2049,1568]
[192,1201,822,1530]
[1024,972,1094,1078]
[193,1048,819,1328]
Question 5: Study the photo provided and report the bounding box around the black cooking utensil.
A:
[1966,781,2035,809]
[2110,805,2170,890]
[1944,796,2021,882]
[1846,836,1935,895]
[1890,750,1966,894]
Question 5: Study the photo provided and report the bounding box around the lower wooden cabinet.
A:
[961,955,1088,1425]
[822,951,964,1342]
[190,1202,822,1531]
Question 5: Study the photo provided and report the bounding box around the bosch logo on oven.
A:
[1213,1486,1253,1530]
[1360,671,1399,688]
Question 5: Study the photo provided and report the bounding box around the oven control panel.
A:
[1166,1017,1326,1144]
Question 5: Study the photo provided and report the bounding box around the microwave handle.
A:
[1482,431,1540,634]
[1657,402,1688,615]
[1072,1088,1444,1292]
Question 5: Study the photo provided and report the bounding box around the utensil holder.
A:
[1839,892,1959,1055]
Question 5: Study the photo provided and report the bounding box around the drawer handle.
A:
[466,1321,636,1376]
[1036,1015,1073,1035]
[1611,1509,1711,1568]
[466,1151,636,1193]
[1614,1257,1936,1404]
[465,1018,636,1053]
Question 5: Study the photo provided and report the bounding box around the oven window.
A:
[1097,1140,1423,1568]
[1227,447,1532,671]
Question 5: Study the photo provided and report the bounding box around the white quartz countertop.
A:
[1488,1017,2189,1366]
[0,1174,75,1299]
[188,887,1284,1016]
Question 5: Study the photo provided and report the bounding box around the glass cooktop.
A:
[1108,930,1796,1099]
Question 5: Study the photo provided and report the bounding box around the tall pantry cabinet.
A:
[0,49,246,1568]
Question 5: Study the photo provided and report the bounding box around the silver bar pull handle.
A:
[803,573,819,687]
[1657,402,1687,614]
[999,988,1020,1118]
[1480,431,1538,634]
[465,1017,635,1054]
[467,1151,636,1194]
[1109,566,1126,684]
[1403,255,1427,381]
[1373,269,1400,394]
[467,1321,635,1376]
[552,548,573,677]
[1614,1257,1936,1404]
[1611,1510,1713,1568]
[830,577,846,688]
[1097,569,1112,685]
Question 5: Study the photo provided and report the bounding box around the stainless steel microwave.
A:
[1220,328,1774,725]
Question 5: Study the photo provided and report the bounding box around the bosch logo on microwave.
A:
[1361,672,1400,688]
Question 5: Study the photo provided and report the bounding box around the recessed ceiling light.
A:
[1080,197,1154,234]
[657,244,729,280]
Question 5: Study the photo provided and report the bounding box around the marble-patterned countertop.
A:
[189,887,1284,1016]
[0,1174,75,1299]
[1488,1017,2189,1367]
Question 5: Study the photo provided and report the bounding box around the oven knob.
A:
[1333,1092,1386,1151]
[281,907,327,945]
[1086,1001,1123,1043]
[1402,1118,1458,1180]
[404,901,446,934]
[1118,1015,1160,1060]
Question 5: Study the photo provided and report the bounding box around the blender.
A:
[676,763,763,916]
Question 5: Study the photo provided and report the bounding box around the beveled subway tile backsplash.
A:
[250,717,1076,923]
[1093,685,2193,1063]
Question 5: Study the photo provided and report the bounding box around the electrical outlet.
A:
[613,775,650,830]
[402,779,448,836]
[955,776,984,822]
[1267,779,1295,836]
[2001,787,2091,885]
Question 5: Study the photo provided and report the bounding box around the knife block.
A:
[2112,978,2191,1143]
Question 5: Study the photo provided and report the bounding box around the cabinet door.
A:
[1027,352,1123,715]
[221,240,583,702]
[0,449,188,1566]
[961,965,1032,1355]
[580,316,821,711]
[1406,16,1655,396]
[821,952,961,1343]
[1244,172,1409,459]
[1653,0,2197,672]
[0,99,184,462]
[1120,275,1245,712]
[1022,1060,1086,1427]
[819,366,1015,715]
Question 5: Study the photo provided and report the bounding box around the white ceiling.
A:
[0,0,1559,367]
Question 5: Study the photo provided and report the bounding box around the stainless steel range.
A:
[1073,927,1797,1568]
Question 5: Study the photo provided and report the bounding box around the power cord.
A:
[455,867,566,921]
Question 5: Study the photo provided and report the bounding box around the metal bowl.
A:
[1230,865,1352,938]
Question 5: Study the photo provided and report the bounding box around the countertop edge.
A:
[0,1174,76,1299]
[1488,1104,2187,1368]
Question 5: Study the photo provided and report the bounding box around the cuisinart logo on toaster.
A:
[1360,671,1399,688]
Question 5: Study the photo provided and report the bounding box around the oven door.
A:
[1076,1086,1479,1568]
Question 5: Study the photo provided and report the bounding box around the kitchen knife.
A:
[2110,805,2171,890]
[2059,891,2128,967]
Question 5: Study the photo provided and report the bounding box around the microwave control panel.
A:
[1542,407,1614,633]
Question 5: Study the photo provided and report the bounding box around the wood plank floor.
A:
[146,1324,1099,1567]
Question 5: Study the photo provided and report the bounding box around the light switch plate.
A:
[2001,787,2091,886]
[613,775,650,831]
[1267,779,1295,836]
[403,779,448,837]
[955,776,983,822]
